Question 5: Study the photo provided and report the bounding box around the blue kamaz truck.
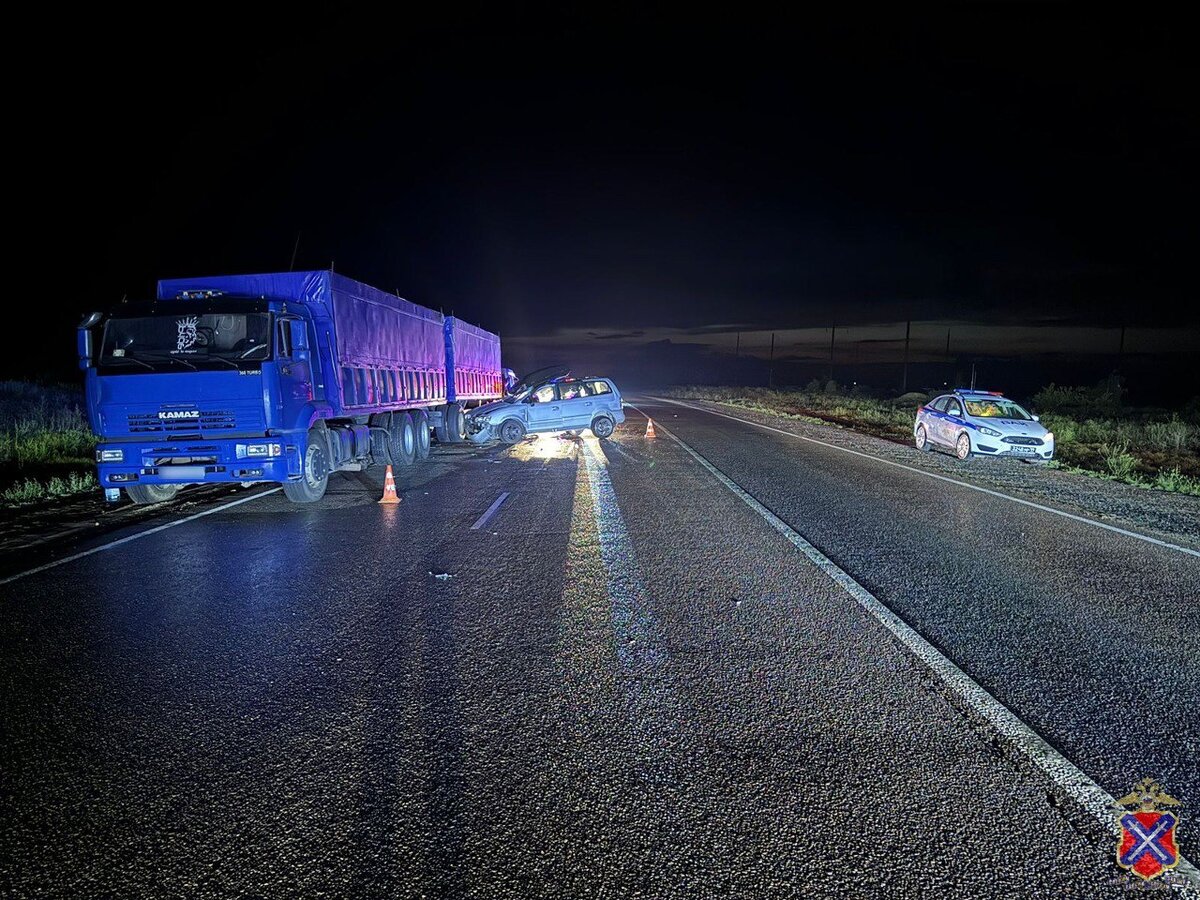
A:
[78,271,503,503]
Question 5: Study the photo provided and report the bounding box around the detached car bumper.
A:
[94,437,303,487]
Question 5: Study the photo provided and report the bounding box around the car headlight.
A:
[979,426,1002,437]
[97,448,124,462]
[1044,432,1054,443]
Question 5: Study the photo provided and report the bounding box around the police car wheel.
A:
[955,432,971,460]
[915,425,930,452]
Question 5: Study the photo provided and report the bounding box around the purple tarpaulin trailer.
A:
[445,315,502,404]
[157,271,453,416]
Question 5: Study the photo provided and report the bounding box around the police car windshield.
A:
[963,398,1032,420]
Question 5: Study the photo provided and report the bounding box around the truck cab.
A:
[80,292,327,503]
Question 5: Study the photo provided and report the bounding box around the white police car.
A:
[914,389,1054,462]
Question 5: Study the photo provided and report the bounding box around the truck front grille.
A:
[127,410,238,434]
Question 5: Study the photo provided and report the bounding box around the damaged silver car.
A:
[465,368,626,444]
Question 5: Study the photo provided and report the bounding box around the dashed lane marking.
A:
[470,491,511,530]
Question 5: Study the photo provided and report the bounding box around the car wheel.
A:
[915,425,931,452]
[499,419,526,444]
[283,429,330,503]
[955,431,972,461]
[413,409,431,460]
[591,416,615,439]
[125,483,180,505]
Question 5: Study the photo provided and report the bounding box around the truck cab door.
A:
[275,317,315,427]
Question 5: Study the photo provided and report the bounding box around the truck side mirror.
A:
[290,319,310,354]
[77,312,102,370]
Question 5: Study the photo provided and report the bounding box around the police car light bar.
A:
[956,388,1004,396]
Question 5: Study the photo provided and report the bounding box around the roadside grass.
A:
[663,384,1200,497]
[0,381,98,506]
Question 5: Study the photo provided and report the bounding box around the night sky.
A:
[13,8,1198,393]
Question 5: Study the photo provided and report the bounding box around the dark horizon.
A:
[10,8,1199,391]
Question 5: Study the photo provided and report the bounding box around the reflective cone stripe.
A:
[379,465,401,504]
[645,419,657,439]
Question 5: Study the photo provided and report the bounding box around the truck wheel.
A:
[413,409,431,460]
[436,402,465,444]
[591,416,615,439]
[499,419,526,444]
[389,412,417,467]
[283,429,330,503]
[125,483,180,505]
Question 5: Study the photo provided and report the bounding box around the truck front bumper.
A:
[94,437,304,488]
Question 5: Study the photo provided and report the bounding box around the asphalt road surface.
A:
[2,399,1198,897]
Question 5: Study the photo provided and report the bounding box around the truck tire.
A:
[389,412,417,467]
[125,483,180,505]
[436,402,465,444]
[499,419,526,444]
[283,428,330,503]
[413,409,431,460]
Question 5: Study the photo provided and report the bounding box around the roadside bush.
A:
[1143,416,1193,452]
[1100,443,1140,480]
[1153,468,1200,496]
[1031,379,1124,416]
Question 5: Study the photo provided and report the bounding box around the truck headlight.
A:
[240,442,282,458]
[979,426,1002,437]
[97,448,124,462]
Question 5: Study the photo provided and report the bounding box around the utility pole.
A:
[829,324,836,383]
[735,332,741,386]
[902,319,911,393]
[1118,324,1126,370]
[945,326,952,387]
[768,332,776,388]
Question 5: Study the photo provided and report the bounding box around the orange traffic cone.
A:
[645,418,657,439]
[379,465,401,504]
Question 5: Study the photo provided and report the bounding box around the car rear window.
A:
[588,380,612,395]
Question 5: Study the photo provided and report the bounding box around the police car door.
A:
[943,396,966,445]
[927,396,949,445]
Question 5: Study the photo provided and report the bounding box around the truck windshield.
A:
[99,313,272,370]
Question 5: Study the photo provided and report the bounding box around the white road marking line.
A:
[649,418,1200,893]
[647,397,1200,559]
[470,491,511,530]
[0,488,282,588]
